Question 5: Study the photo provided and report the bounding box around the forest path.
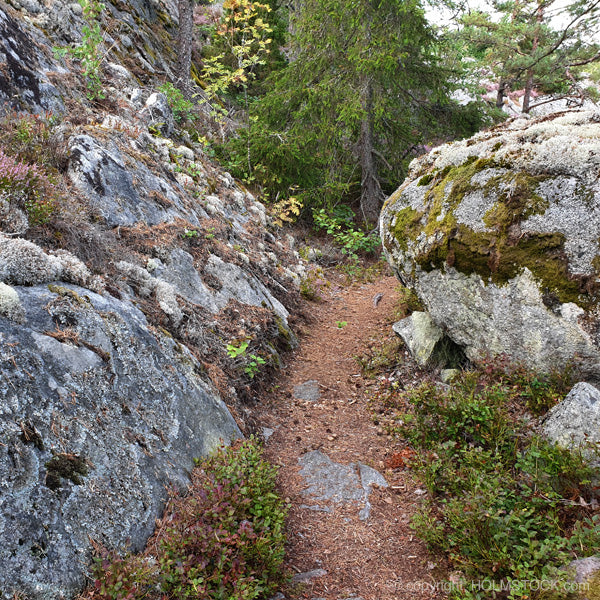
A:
[256,271,445,600]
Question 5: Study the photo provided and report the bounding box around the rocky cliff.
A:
[0,0,304,597]
[381,110,600,379]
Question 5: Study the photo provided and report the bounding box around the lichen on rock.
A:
[0,282,24,322]
[381,110,600,377]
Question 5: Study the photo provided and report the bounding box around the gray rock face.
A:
[393,311,454,367]
[141,92,175,137]
[381,111,600,377]
[0,7,64,113]
[205,255,290,323]
[543,382,600,452]
[68,135,194,228]
[0,2,304,597]
[0,283,240,599]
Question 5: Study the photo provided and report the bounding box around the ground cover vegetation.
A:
[85,439,288,600]
[0,111,67,230]
[370,357,600,599]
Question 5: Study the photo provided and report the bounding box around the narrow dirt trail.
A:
[257,273,445,600]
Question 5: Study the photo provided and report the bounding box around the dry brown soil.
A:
[255,272,447,600]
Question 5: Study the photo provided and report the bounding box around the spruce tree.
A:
[240,0,456,224]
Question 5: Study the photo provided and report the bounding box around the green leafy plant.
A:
[227,340,249,359]
[181,228,199,239]
[244,354,266,379]
[54,0,106,100]
[91,438,288,599]
[336,320,347,328]
[227,340,266,379]
[158,82,197,124]
[313,207,380,260]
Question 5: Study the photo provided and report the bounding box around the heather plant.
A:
[0,112,65,171]
[299,265,330,301]
[91,438,287,600]
[0,150,57,226]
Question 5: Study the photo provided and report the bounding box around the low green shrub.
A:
[312,206,380,260]
[158,82,198,124]
[387,363,599,599]
[91,438,288,600]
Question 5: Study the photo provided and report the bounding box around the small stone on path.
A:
[293,380,321,402]
[292,569,328,584]
[262,426,275,441]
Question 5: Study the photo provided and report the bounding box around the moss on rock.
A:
[391,207,423,251]
[45,453,89,491]
[389,157,595,307]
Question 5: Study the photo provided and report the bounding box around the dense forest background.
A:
[171,0,600,232]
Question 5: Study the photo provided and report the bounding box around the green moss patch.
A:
[391,206,423,251]
[45,453,89,491]
[585,570,600,600]
[390,159,596,306]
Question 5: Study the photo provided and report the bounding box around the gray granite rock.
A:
[297,451,387,520]
[293,380,321,402]
[292,569,328,584]
[0,8,64,114]
[393,312,444,367]
[141,92,174,137]
[68,135,193,228]
[205,254,290,324]
[381,111,600,378]
[543,382,600,452]
[0,283,240,599]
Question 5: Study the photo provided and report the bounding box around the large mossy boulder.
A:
[380,111,600,378]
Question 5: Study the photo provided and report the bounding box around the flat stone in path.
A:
[297,450,387,519]
[291,569,328,583]
[293,380,321,402]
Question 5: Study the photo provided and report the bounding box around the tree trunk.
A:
[176,0,194,98]
[359,81,383,225]
[522,74,534,113]
[496,80,507,108]
[523,1,544,114]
